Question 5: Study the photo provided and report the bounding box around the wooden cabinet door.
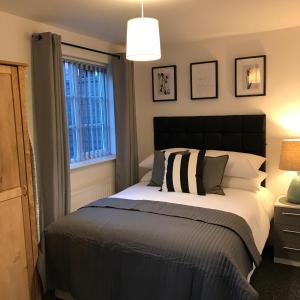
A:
[0,65,31,300]
[0,196,30,300]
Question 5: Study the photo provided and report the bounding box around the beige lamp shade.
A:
[279,139,300,171]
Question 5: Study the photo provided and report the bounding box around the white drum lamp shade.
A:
[126,17,161,61]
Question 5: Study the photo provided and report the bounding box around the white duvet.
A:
[113,183,274,254]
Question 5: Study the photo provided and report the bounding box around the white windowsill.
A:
[70,155,116,170]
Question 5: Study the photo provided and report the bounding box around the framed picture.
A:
[235,55,266,97]
[152,65,177,102]
[190,60,218,99]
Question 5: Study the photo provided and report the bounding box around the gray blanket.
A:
[45,198,261,300]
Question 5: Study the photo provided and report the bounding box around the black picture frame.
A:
[152,65,177,102]
[190,60,218,100]
[235,55,266,97]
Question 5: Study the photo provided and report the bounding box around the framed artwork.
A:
[152,65,177,102]
[235,55,266,97]
[190,60,218,99]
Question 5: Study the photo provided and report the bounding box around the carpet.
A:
[251,246,300,300]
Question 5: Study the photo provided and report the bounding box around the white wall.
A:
[0,10,123,209]
[70,160,115,211]
[134,26,300,198]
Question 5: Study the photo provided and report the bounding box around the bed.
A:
[45,114,274,300]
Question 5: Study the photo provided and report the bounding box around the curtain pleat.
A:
[111,54,138,192]
[31,32,71,292]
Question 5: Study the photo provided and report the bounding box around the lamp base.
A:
[287,175,300,204]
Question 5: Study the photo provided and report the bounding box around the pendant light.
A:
[126,2,161,61]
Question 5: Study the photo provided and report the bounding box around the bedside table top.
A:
[276,195,300,210]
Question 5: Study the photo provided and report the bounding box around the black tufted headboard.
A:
[153,114,266,174]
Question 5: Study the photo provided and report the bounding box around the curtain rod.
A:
[61,42,121,59]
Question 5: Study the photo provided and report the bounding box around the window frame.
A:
[62,56,115,169]
[70,154,116,170]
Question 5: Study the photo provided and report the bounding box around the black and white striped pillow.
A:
[162,150,206,195]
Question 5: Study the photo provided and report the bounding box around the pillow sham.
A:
[162,150,206,195]
[206,150,265,179]
[221,171,267,192]
[139,170,152,183]
[139,154,155,169]
[203,155,229,195]
[140,148,265,179]
[139,148,187,169]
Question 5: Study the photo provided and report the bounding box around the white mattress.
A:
[113,183,275,254]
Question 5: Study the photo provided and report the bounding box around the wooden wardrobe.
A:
[0,61,38,300]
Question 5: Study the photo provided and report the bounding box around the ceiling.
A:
[1,0,300,45]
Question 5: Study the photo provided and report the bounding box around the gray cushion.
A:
[148,150,165,187]
[203,155,229,195]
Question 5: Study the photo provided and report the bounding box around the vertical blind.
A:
[62,58,112,164]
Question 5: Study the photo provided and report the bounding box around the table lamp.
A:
[279,139,300,204]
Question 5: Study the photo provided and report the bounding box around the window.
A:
[62,58,115,166]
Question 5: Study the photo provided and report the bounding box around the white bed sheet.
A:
[113,183,275,254]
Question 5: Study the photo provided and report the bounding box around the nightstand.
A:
[274,195,300,267]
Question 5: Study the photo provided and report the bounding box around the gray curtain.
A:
[111,54,138,192]
[31,32,70,290]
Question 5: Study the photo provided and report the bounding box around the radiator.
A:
[71,180,115,212]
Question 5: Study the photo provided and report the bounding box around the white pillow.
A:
[139,170,152,183]
[221,171,267,192]
[139,148,265,179]
[206,150,265,178]
[139,154,155,169]
[139,148,187,169]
